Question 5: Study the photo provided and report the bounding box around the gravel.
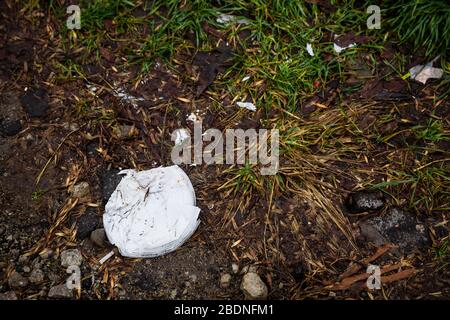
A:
[0,291,18,300]
[29,268,45,284]
[48,284,73,299]
[71,182,91,199]
[60,249,83,267]
[90,228,106,247]
[220,273,232,288]
[8,271,29,289]
[240,272,268,300]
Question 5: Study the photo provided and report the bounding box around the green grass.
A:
[386,0,450,57]
[31,189,46,201]
[435,240,449,272]
[413,119,450,143]
[21,0,449,221]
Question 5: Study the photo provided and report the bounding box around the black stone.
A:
[135,272,160,291]
[73,208,99,239]
[291,263,305,282]
[20,88,48,118]
[99,168,123,204]
[86,142,99,157]
[0,119,21,136]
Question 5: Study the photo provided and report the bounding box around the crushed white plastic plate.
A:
[103,165,200,258]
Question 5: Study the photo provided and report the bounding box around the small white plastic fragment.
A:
[103,166,200,258]
[99,250,115,265]
[187,112,199,123]
[114,88,144,107]
[306,43,314,57]
[216,13,250,25]
[87,84,98,93]
[333,42,356,53]
[237,101,256,112]
[409,57,443,84]
[173,128,190,145]
[242,76,251,82]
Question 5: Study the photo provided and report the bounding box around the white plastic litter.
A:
[237,101,257,112]
[409,57,443,84]
[115,88,144,107]
[99,250,115,265]
[103,166,200,258]
[187,112,199,123]
[85,84,144,107]
[333,42,356,54]
[216,13,250,25]
[173,128,190,145]
[306,43,314,57]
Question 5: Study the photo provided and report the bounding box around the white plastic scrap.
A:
[409,57,444,84]
[103,166,200,258]
[173,128,190,145]
[333,42,356,54]
[87,84,98,93]
[86,84,144,107]
[237,101,257,112]
[114,88,144,107]
[187,112,199,123]
[306,43,314,57]
[216,13,250,25]
[99,250,115,265]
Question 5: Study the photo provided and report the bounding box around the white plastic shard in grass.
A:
[216,13,250,25]
[409,56,443,84]
[306,43,314,57]
[103,165,200,258]
[333,41,356,54]
[237,101,256,112]
[333,34,356,54]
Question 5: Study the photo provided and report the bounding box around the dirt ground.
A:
[0,1,449,300]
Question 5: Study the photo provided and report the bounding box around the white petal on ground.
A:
[103,166,200,258]
[306,43,314,57]
[237,101,257,112]
[409,58,444,84]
